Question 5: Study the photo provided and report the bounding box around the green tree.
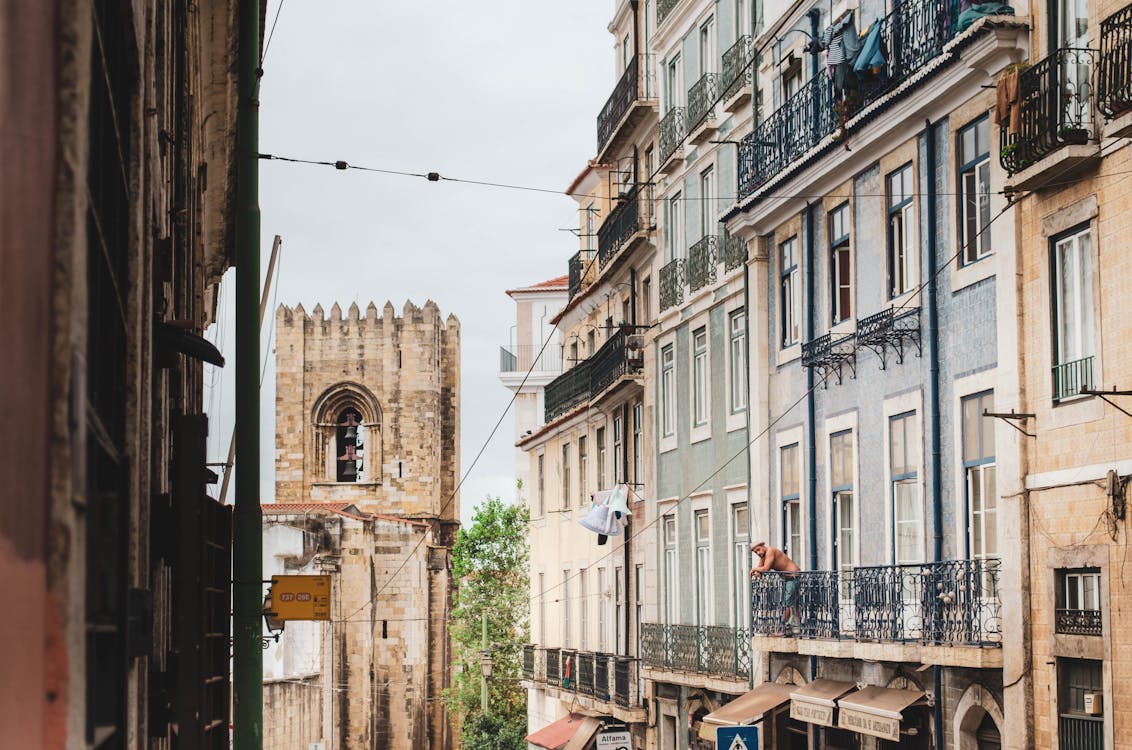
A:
[446,496,529,749]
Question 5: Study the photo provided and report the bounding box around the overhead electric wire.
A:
[260,0,285,65]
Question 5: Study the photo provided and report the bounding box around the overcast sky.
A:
[205,1,614,525]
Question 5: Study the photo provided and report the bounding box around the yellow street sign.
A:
[269,575,332,620]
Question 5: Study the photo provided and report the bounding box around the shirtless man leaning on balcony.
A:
[750,542,801,633]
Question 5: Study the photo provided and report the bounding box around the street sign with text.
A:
[269,575,331,620]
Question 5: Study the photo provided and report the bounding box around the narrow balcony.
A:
[1000,48,1099,189]
[526,646,642,708]
[658,107,686,171]
[686,235,718,292]
[801,332,857,383]
[499,344,564,375]
[1052,355,1094,401]
[659,258,685,312]
[1098,3,1132,135]
[721,230,747,272]
[598,185,652,271]
[544,359,592,422]
[639,623,752,680]
[750,559,1002,649]
[543,327,646,422]
[720,35,754,111]
[686,73,718,142]
[568,249,594,300]
[739,75,835,196]
[1055,607,1103,636]
[855,306,921,369]
[597,54,658,161]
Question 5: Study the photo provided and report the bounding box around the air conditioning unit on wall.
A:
[1083,693,1103,715]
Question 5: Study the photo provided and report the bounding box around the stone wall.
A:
[264,675,324,750]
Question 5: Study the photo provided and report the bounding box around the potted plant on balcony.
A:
[1057,124,1090,144]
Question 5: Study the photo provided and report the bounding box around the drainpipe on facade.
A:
[923,117,945,750]
[803,204,817,573]
[743,242,755,690]
[623,400,632,657]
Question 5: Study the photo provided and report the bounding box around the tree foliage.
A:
[446,496,529,749]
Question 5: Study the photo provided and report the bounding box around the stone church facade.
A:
[263,300,460,750]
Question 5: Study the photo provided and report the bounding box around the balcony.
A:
[1059,715,1104,750]
[1052,355,1094,401]
[855,307,921,369]
[750,559,1002,648]
[598,185,651,271]
[568,249,593,300]
[801,332,857,383]
[738,0,961,199]
[720,35,754,110]
[687,236,718,292]
[686,73,718,141]
[543,327,645,422]
[1000,48,1099,188]
[659,258,685,312]
[721,231,747,271]
[499,345,564,375]
[1099,3,1132,135]
[657,0,683,27]
[1055,608,1103,636]
[639,623,752,680]
[597,54,657,161]
[527,646,641,708]
[658,107,685,171]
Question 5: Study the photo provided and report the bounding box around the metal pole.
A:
[233,0,262,747]
[481,611,489,714]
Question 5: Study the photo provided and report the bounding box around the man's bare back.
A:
[749,542,800,577]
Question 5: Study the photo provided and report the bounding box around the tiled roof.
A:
[262,502,431,527]
[506,275,569,296]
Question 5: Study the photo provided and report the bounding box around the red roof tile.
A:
[506,275,569,296]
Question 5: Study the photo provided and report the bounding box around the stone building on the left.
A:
[262,300,460,750]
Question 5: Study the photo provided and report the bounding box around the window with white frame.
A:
[597,568,608,650]
[538,572,546,644]
[958,117,991,265]
[962,391,996,561]
[537,453,545,517]
[613,414,625,484]
[661,344,675,437]
[695,510,712,626]
[781,443,802,560]
[561,443,570,511]
[693,328,708,427]
[578,435,588,506]
[729,309,747,413]
[667,192,685,262]
[663,515,678,623]
[578,570,588,649]
[585,202,596,252]
[830,430,856,593]
[887,164,917,298]
[780,236,800,346]
[635,564,645,656]
[699,17,716,75]
[633,402,644,484]
[615,567,625,653]
[890,411,923,564]
[562,568,572,646]
[1057,569,1102,637]
[666,53,683,110]
[732,503,751,627]
[596,426,607,489]
[829,202,852,324]
[1051,226,1095,400]
[622,32,631,72]
[736,0,749,36]
[700,165,717,236]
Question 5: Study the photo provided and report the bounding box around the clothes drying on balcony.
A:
[819,11,862,93]
[854,21,888,76]
[957,0,1014,32]
[579,484,631,542]
[995,67,1023,133]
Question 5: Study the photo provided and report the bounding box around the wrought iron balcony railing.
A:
[1053,355,1095,401]
[739,0,959,198]
[1059,715,1104,750]
[721,231,747,271]
[686,73,718,132]
[1098,3,1132,118]
[545,647,561,685]
[659,258,685,311]
[597,55,656,154]
[657,0,683,27]
[543,327,646,422]
[543,359,592,422]
[687,235,718,292]
[568,249,592,300]
[527,647,639,706]
[598,185,651,269]
[1000,48,1096,175]
[721,35,754,102]
[522,645,536,680]
[639,622,752,678]
[855,307,921,368]
[500,344,564,374]
[1055,608,1103,636]
[659,106,686,165]
[750,559,1002,646]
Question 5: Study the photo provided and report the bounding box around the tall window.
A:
[667,192,685,261]
[781,444,801,559]
[1058,569,1102,637]
[633,402,644,484]
[1052,226,1095,400]
[663,515,678,623]
[736,0,749,36]
[562,569,572,646]
[700,165,717,235]
[597,427,607,489]
[661,344,675,436]
[962,392,997,560]
[615,567,626,653]
[780,236,800,346]
[578,436,589,506]
[622,32,631,71]
[537,453,545,517]
[829,203,852,323]
[538,573,546,643]
[584,202,596,252]
[890,411,922,564]
[666,53,683,110]
[887,164,917,298]
[597,568,607,650]
[693,328,708,426]
[830,431,856,594]
[729,309,747,413]
[695,510,712,625]
[561,443,570,511]
[958,117,991,265]
[1057,659,1104,741]
[699,17,716,75]
[613,415,625,483]
[578,570,588,649]
[732,504,751,627]
[642,276,652,322]
[635,564,645,657]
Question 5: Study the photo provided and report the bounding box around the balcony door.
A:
[1053,0,1092,128]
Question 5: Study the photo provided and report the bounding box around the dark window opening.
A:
[336,408,364,482]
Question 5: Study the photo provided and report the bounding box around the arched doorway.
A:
[974,712,1001,750]
[954,683,1004,750]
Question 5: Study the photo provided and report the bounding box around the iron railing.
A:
[527,648,637,705]
[657,0,682,27]
[598,186,649,269]
[659,106,686,165]
[659,258,685,311]
[1000,48,1096,175]
[1053,355,1094,401]
[577,651,596,696]
[1059,715,1104,750]
[687,235,718,292]
[545,647,561,686]
[721,231,747,271]
[500,345,564,374]
[597,55,656,153]
[721,35,754,102]
[568,249,592,300]
[687,73,718,132]
[639,623,751,678]
[544,359,592,422]
[1056,608,1103,636]
[523,645,536,680]
[613,657,636,706]
[751,559,1002,646]
[589,327,646,396]
[739,0,960,198]
[1098,3,1132,117]
[855,306,921,366]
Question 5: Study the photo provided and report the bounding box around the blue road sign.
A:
[714,725,760,750]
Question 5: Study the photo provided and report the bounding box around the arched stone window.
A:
[311,382,382,484]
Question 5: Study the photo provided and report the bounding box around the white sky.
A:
[205,1,615,525]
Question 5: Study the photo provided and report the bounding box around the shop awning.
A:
[697,683,795,741]
[526,714,601,750]
[789,679,857,727]
[836,686,927,742]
